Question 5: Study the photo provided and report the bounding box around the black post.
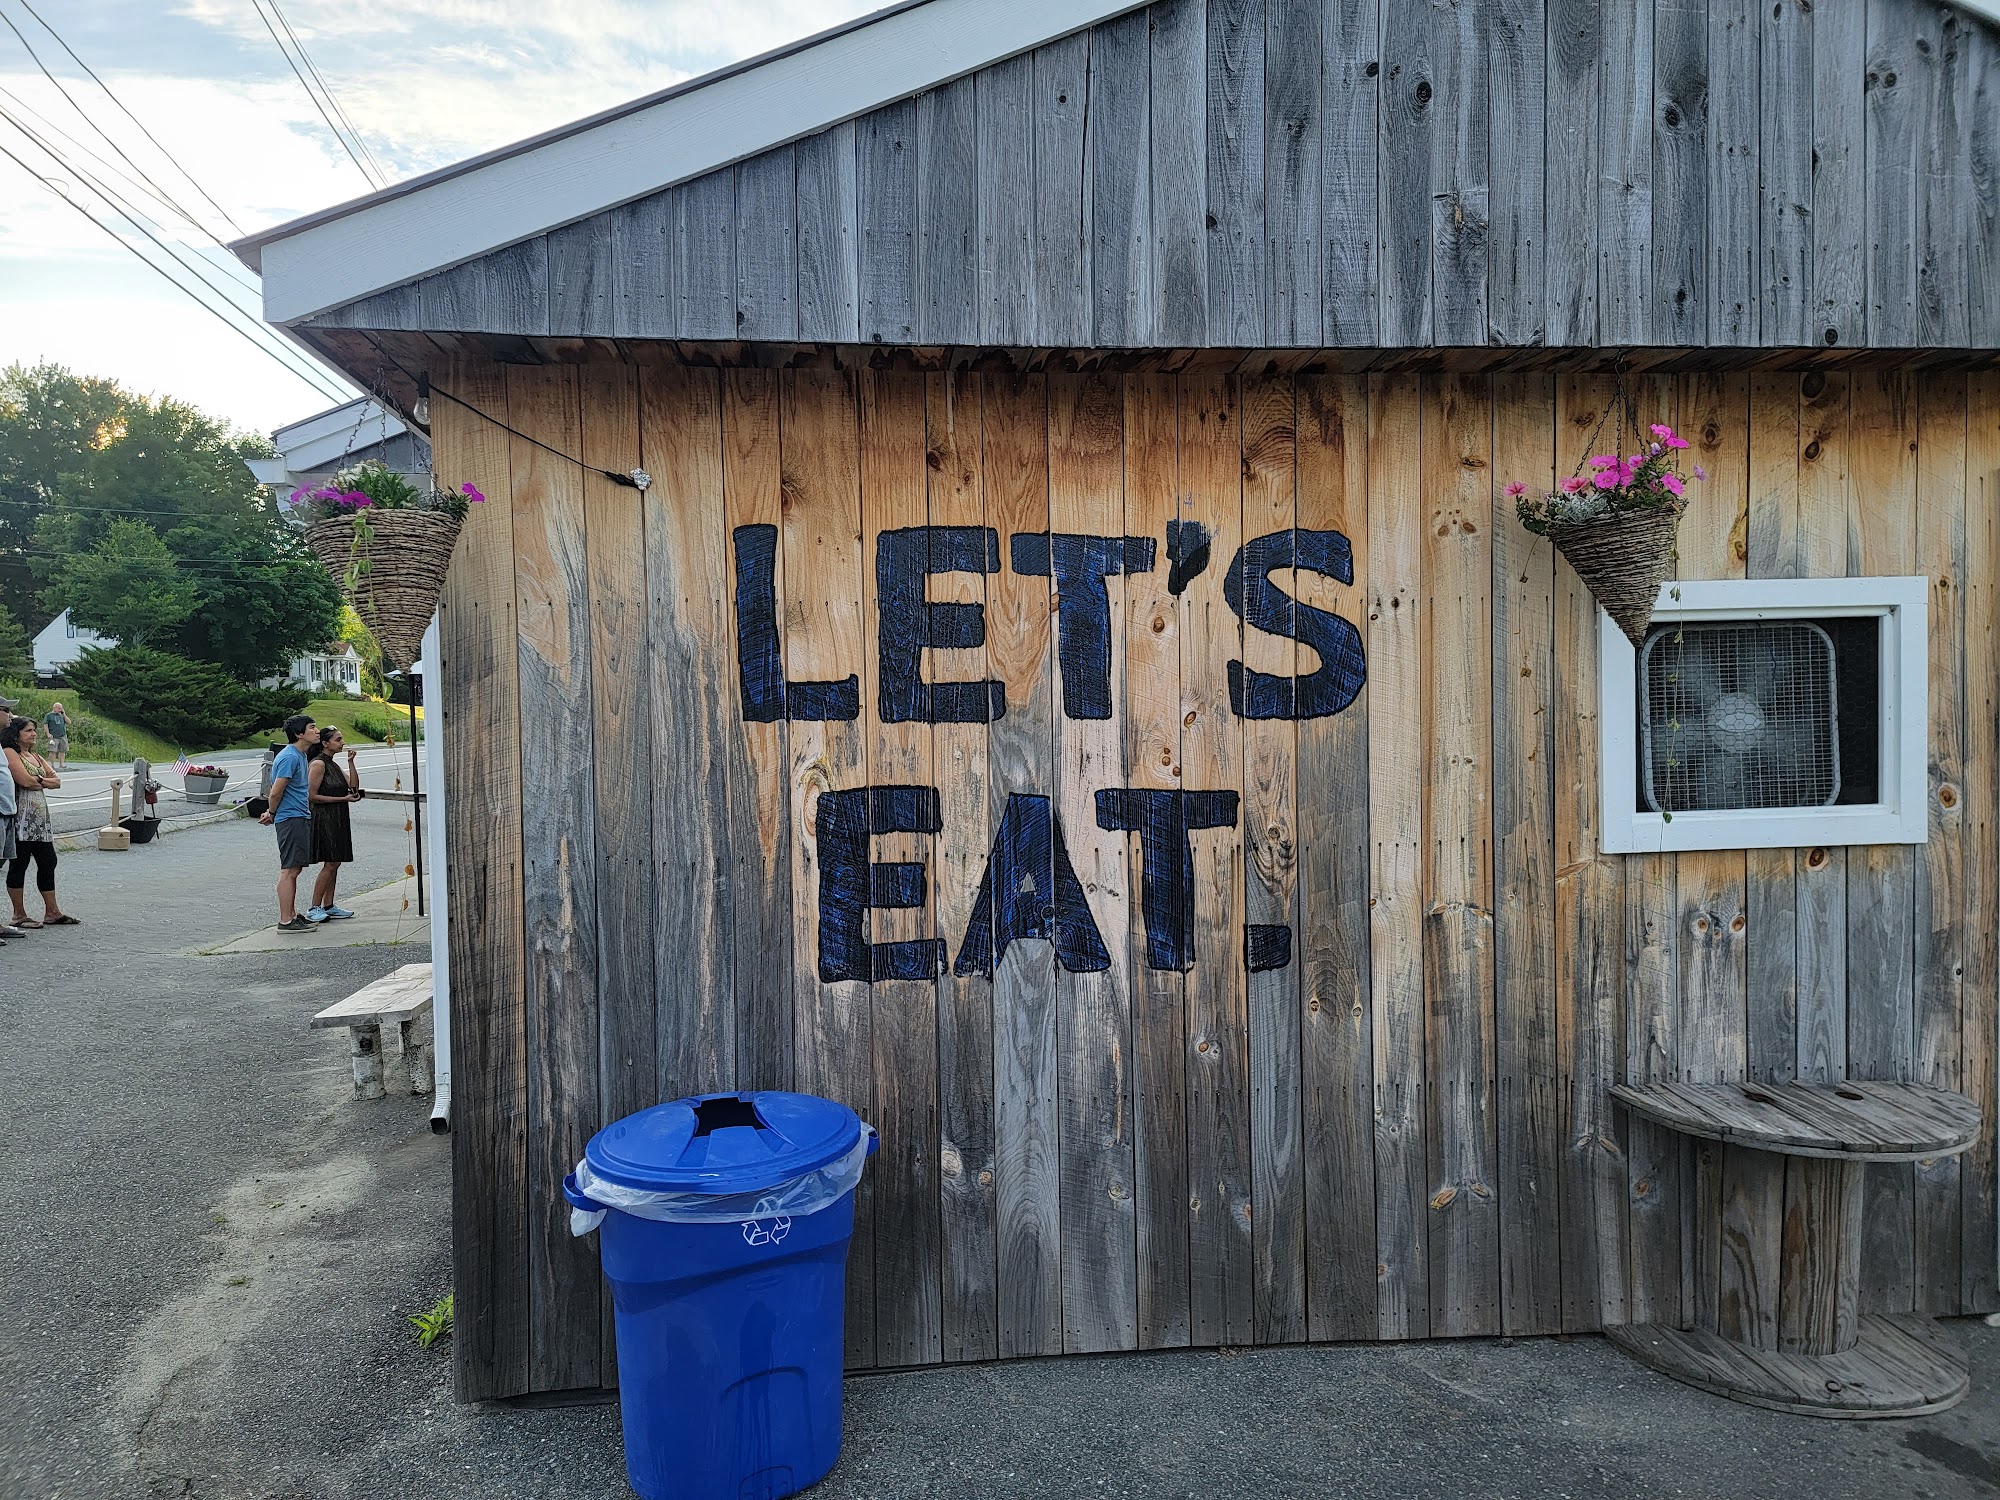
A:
[408,686,424,917]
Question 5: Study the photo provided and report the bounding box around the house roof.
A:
[235,0,1146,324]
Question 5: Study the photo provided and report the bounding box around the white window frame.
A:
[1598,576,1929,853]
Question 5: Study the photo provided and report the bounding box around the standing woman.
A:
[3,717,74,927]
[306,726,362,922]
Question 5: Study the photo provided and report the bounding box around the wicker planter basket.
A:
[303,509,464,671]
[1546,505,1683,649]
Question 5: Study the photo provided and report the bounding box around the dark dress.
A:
[311,757,355,864]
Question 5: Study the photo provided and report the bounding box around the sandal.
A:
[43,914,78,926]
[13,917,40,929]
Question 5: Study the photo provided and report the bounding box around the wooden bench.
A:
[1608,1079,1982,1418]
[312,963,435,1100]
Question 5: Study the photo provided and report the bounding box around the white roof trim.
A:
[242,0,1149,325]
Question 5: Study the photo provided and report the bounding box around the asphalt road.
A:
[3,812,2000,1500]
[43,744,418,836]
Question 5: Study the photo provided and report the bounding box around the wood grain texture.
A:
[1032,37,1091,347]
[1367,374,1428,1338]
[1206,0,1267,345]
[1758,0,1812,345]
[1123,374,1191,1347]
[1864,0,1919,345]
[1651,0,1706,343]
[548,214,615,339]
[981,373,1064,1358]
[1487,0,1545,346]
[1377,0,1432,346]
[918,80,979,345]
[1812,0,1867,347]
[1088,11,1153,348]
[927,372,1000,1361]
[976,57,1037,347]
[675,171,735,341]
[1181,371,1255,1346]
[735,147,798,341]
[1962,371,2000,1315]
[611,190,676,338]
[1707,0,1759,342]
[1544,0,1602,344]
[438,360,529,1402]
[1915,6,1972,347]
[1263,0,1322,347]
[1321,0,1379,345]
[859,101,920,347]
[509,363,601,1391]
[796,122,861,343]
[1429,0,1489,345]
[1150,0,1209,348]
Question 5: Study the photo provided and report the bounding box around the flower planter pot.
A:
[184,772,228,805]
[302,508,466,672]
[1545,505,1684,649]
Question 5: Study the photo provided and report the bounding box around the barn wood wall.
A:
[437,357,2000,1399]
[313,0,2000,352]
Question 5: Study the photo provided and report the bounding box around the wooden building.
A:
[238,0,2000,1401]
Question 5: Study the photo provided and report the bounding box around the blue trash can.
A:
[564,1091,875,1500]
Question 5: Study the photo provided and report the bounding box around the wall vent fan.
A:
[1638,621,1841,814]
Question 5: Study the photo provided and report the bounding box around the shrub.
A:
[349,710,389,742]
[65,645,310,750]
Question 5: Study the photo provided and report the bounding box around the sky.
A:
[0,0,877,438]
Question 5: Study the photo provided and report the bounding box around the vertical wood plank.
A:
[1368,374,1429,1338]
[735,147,799,341]
[643,367,734,1099]
[1554,375,1628,1332]
[858,101,920,347]
[1492,373,1562,1336]
[918,79,979,345]
[1378,0,1433,345]
[439,360,529,1402]
[1915,369,1967,1312]
[1546,0,1602,344]
[927,372,1000,1361]
[1961,370,2000,1314]
[1915,7,1972,347]
[859,370,943,1367]
[1431,0,1490,345]
[675,170,736,341]
[1599,0,1653,344]
[780,369,876,1365]
[981,372,1064,1357]
[1149,0,1209,347]
[1707,0,1759,343]
[611,191,676,338]
[1240,376,1306,1343]
[1206,0,1267,345]
[1652,0,1707,343]
[1864,0,1919,345]
[1264,0,1323,346]
[1181,371,1255,1345]
[976,57,1037,347]
[510,363,600,1392]
[1972,37,2000,343]
[1488,0,1546,346]
[1759,0,1813,344]
[1812,0,1868,348]
[797,123,861,344]
[548,215,615,338]
[1088,12,1154,347]
[1421,375,1499,1337]
[1846,368,1918,1314]
[1123,374,1191,1348]
[1298,373,1376,1341]
[1049,373,1139,1353]
[1032,37,1091,347]
[719,371,795,1094]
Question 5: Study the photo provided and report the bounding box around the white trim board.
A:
[241,0,1150,325]
[1597,576,1930,854]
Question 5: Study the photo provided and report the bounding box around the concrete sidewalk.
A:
[198,872,430,954]
[3,809,1998,1500]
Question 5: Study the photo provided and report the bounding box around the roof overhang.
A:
[235,0,1150,326]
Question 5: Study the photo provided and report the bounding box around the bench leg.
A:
[349,1024,385,1100]
[382,1018,413,1097]
[407,1009,435,1096]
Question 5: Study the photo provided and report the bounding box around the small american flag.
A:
[173,753,193,776]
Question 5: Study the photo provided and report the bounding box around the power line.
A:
[252,0,380,190]
[0,137,352,406]
[266,0,385,184]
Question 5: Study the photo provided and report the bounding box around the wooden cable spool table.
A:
[1607,1079,1982,1418]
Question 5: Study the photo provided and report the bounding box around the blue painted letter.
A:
[1223,528,1366,720]
[953,793,1110,977]
[1095,788,1240,970]
[876,526,1006,723]
[1010,532,1158,720]
[817,785,947,983]
[732,524,861,722]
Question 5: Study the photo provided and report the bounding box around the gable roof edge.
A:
[239,0,1149,326]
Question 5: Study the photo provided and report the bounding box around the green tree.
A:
[0,602,30,683]
[65,644,308,749]
[0,363,129,628]
[337,605,386,697]
[161,519,343,683]
[57,519,197,646]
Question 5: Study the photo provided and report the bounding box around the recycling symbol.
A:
[741,1197,793,1248]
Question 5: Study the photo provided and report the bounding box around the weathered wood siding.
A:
[439,355,2000,1398]
[314,0,2000,351]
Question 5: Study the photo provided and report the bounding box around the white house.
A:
[32,608,112,684]
[277,640,362,694]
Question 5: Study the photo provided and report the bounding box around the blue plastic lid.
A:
[582,1091,864,1195]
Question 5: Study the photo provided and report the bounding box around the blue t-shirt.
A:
[272,745,312,822]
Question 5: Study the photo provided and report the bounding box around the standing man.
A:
[258,713,318,933]
[0,695,27,941]
[43,701,69,770]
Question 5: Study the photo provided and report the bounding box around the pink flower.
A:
[1666,435,1690,449]
[461,483,486,503]
[1504,481,1527,497]
[1588,454,1617,471]
[1661,472,1685,497]
[1593,470,1620,490]
[289,486,309,502]
[1560,475,1588,493]
[1650,423,1674,440]
[1692,463,1708,482]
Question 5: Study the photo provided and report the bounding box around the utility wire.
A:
[266,0,385,185]
[0,138,352,406]
[252,0,380,190]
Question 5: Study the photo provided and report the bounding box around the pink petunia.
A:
[1660,472,1685,497]
[1666,435,1689,449]
[1504,481,1527,497]
[462,483,486,503]
[1592,470,1620,490]
[1589,454,1617,471]
[1692,463,1708,482]
[1560,475,1588,493]
[1650,423,1674,440]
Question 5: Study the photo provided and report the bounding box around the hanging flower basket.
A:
[290,463,485,672]
[1511,407,1706,650]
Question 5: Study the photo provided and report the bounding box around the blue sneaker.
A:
[305,906,330,923]
[325,905,355,920]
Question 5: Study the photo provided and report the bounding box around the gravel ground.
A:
[3,807,1999,1500]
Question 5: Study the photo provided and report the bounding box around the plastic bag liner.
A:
[569,1126,875,1237]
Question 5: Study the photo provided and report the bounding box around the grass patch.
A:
[235,696,424,749]
[1,684,179,764]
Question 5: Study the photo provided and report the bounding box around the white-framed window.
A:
[1598,576,1928,853]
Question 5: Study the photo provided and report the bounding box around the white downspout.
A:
[420,613,451,1132]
